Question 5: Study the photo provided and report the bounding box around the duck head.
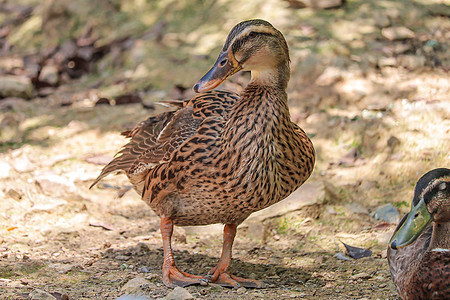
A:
[390,168,450,249]
[193,19,290,93]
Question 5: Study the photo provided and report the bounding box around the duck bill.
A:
[193,51,242,93]
[389,198,432,249]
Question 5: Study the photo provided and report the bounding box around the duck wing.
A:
[90,91,238,194]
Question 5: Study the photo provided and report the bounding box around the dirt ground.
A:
[1,0,449,299]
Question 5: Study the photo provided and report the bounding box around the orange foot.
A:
[163,263,208,288]
[205,223,266,289]
[207,268,265,288]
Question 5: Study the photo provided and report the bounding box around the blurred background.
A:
[0,0,449,299]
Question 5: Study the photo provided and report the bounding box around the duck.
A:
[388,168,450,300]
[90,19,315,288]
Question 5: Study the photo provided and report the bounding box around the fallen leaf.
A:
[342,242,372,259]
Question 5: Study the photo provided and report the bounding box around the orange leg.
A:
[160,217,206,288]
[207,224,265,288]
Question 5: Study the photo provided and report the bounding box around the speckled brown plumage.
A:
[91,19,315,288]
[388,168,450,300]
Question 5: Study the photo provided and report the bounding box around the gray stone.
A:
[117,295,151,300]
[139,266,150,273]
[11,155,35,173]
[373,204,400,223]
[0,75,33,98]
[39,65,59,85]
[121,276,154,295]
[345,202,369,215]
[28,289,57,300]
[165,287,194,300]
[397,55,426,70]
[0,160,12,179]
[374,11,390,28]
[352,272,372,280]
[381,27,415,41]
[34,171,78,196]
[334,252,352,261]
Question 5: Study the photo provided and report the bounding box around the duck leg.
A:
[208,224,265,288]
[160,217,205,287]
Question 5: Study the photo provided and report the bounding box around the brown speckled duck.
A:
[388,168,450,299]
[91,19,315,288]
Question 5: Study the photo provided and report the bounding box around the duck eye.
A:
[249,31,257,38]
[219,58,228,67]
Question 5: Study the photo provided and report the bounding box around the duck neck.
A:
[429,221,450,250]
[249,63,290,91]
[220,77,292,154]
[226,81,291,133]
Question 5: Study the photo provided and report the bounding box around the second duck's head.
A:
[390,168,450,249]
[194,19,290,93]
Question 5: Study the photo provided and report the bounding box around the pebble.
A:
[140,266,150,273]
[236,287,247,294]
[121,276,155,295]
[352,272,372,280]
[38,65,59,85]
[116,255,131,261]
[0,75,33,98]
[381,26,415,41]
[0,161,12,179]
[334,252,352,261]
[28,289,57,300]
[373,204,400,223]
[165,287,194,300]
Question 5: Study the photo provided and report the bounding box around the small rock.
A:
[379,283,387,288]
[11,155,35,173]
[236,287,247,294]
[378,57,396,67]
[165,287,194,300]
[381,27,415,41]
[116,255,131,261]
[139,266,149,273]
[345,202,369,215]
[334,252,352,261]
[352,272,371,280]
[117,295,151,300]
[374,11,390,28]
[38,65,59,85]
[0,75,33,98]
[121,276,154,295]
[373,204,400,223]
[397,55,426,70]
[34,171,78,196]
[28,289,57,300]
[0,161,12,179]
